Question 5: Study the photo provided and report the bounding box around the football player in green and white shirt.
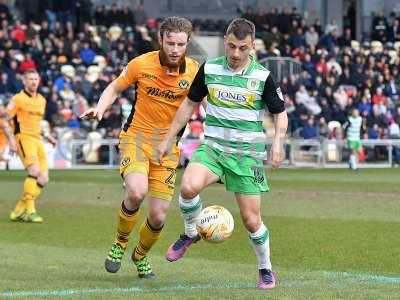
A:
[346,108,362,170]
[157,18,288,290]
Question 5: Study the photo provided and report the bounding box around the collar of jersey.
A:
[23,90,34,98]
[222,55,256,75]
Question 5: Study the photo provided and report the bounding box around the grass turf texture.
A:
[0,168,399,299]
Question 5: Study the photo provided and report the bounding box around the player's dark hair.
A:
[159,16,193,41]
[226,18,255,40]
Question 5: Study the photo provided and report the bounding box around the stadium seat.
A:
[371,40,383,54]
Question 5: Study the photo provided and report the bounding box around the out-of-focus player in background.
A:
[0,102,17,165]
[345,108,362,170]
[80,17,199,279]
[6,69,56,223]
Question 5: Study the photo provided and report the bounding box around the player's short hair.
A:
[159,16,193,41]
[23,69,39,77]
[226,18,255,40]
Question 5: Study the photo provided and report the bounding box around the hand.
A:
[269,139,284,168]
[79,107,103,121]
[156,138,172,165]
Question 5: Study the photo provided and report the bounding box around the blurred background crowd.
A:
[0,0,399,148]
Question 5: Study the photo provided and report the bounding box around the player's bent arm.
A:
[96,80,126,114]
[270,111,288,168]
[164,97,198,144]
[273,111,288,140]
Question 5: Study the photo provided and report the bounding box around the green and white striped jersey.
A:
[187,56,285,159]
[347,116,362,141]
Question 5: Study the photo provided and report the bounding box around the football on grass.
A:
[196,205,234,243]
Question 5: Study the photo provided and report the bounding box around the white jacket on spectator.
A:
[295,85,321,115]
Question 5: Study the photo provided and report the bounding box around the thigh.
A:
[37,140,48,172]
[119,134,149,177]
[124,171,149,196]
[189,143,224,180]
[16,135,39,168]
[182,162,220,190]
[224,155,269,194]
[148,144,179,201]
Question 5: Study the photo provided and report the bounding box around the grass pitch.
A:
[0,168,399,299]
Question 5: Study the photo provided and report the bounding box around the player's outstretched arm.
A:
[80,80,124,121]
[157,98,198,163]
[270,111,288,168]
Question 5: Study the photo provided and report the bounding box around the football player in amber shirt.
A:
[7,69,56,223]
[0,104,17,162]
[80,17,199,278]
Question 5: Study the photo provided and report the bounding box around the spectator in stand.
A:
[318,29,338,51]
[372,87,387,114]
[133,4,146,26]
[368,123,380,139]
[302,117,318,139]
[262,25,282,50]
[325,18,339,34]
[120,5,135,27]
[318,117,329,138]
[290,27,306,49]
[384,76,399,101]
[0,0,11,23]
[357,96,372,116]
[305,25,319,48]
[338,27,353,47]
[79,42,96,66]
[277,6,292,34]
[296,85,321,115]
[0,72,13,94]
[19,53,37,73]
[333,86,349,110]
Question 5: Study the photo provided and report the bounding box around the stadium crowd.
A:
[0,1,399,151]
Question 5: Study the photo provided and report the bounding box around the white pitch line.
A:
[1,272,399,298]
[0,283,253,298]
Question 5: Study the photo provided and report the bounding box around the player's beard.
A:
[26,85,38,95]
[159,48,186,68]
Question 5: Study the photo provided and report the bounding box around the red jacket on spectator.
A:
[372,88,387,105]
[11,25,26,43]
[316,58,328,77]
[19,58,37,73]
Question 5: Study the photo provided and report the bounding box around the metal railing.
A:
[259,57,302,83]
[63,138,400,169]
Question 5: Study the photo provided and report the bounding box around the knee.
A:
[181,180,201,199]
[242,215,261,233]
[148,210,166,228]
[125,183,146,205]
[37,173,49,186]
[27,166,40,178]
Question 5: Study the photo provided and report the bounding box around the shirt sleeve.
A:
[261,74,285,114]
[187,63,208,102]
[115,58,140,90]
[6,96,18,118]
